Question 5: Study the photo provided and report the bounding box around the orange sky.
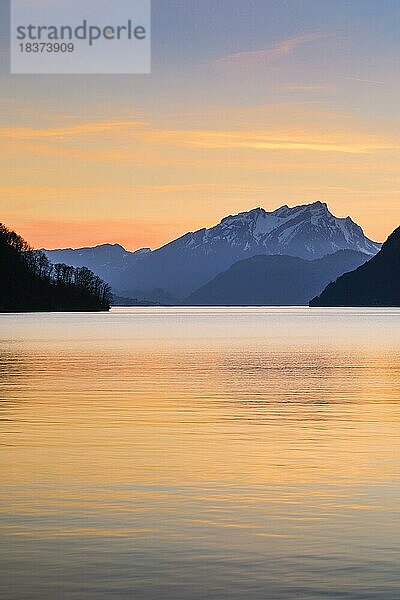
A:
[1,1,400,250]
[2,104,400,249]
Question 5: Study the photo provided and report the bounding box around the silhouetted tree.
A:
[0,223,111,312]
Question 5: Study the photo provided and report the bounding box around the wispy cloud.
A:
[0,120,145,139]
[2,116,400,158]
[344,76,385,85]
[170,129,400,154]
[213,32,325,67]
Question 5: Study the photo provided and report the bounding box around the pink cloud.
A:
[214,32,325,67]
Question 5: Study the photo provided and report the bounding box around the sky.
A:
[1,0,400,250]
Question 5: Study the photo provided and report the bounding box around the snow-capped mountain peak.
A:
[43,201,381,299]
[177,201,380,259]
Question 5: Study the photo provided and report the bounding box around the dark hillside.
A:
[0,224,112,312]
[310,226,400,306]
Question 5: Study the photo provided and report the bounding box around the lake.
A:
[1,307,400,599]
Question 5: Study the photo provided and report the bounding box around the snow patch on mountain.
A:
[176,201,380,260]
[43,201,381,299]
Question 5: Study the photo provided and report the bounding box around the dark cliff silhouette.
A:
[0,224,112,312]
[310,226,400,307]
[186,250,369,306]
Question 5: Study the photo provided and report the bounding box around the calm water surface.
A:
[1,307,400,599]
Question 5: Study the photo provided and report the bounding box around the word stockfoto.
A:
[16,20,147,46]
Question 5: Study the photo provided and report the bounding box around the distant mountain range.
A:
[44,201,381,301]
[186,250,370,306]
[310,226,400,307]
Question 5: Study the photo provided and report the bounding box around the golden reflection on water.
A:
[1,308,400,599]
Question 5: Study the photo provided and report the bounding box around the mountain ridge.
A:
[186,249,370,306]
[44,201,381,299]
